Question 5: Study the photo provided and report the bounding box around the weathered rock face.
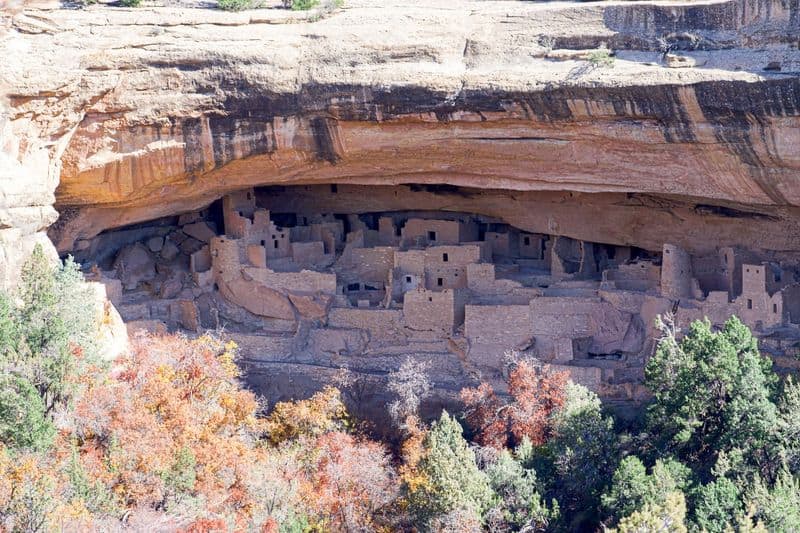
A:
[2,0,800,415]
[1,0,799,263]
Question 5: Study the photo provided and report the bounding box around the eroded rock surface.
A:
[1,0,798,256]
[2,0,800,412]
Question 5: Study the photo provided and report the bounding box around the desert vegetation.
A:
[0,248,799,531]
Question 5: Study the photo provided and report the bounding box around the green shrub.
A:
[587,45,615,68]
[284,0,319,10]
[118,0,142,6]
[0,375,54,451]
[218,0,256,11]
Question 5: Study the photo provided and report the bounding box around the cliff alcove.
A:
[3,0,800,416]
[67,183,800,415]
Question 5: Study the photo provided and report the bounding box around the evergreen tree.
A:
[693,476,741,532]
[542,382,619,530]
[602,456,691,523]
[645,316,777,481]
[612,491,687,533]
[0,293,17,356]
[0,245,100,414]
[483,446,554,531]
[745,469,800,530]
[0,375,54,451]
[407,411,493,526]
[776,376,800,475]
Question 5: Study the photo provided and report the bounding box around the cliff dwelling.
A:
[3,0,800,419]
[69,183,800,408]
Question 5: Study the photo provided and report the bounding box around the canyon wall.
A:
[2,0,799,414]
[1,0,798,271]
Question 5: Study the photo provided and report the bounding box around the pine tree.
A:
[0,375,54,451]
[406,411,493,526]
[645,316,777,481]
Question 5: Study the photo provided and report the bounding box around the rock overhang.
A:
[1,0,799,258]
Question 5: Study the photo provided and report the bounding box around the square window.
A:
[524,236,530,246]
[428,231,437,241]
[747,299,753,309]
[406,276,412,283]
[442,253,449,262]
[437,278,443,286]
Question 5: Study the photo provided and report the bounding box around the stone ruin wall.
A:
[71,184,800,411]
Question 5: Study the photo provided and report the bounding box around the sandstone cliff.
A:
[1,0,799,276]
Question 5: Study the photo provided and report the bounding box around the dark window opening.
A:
[395,225,402,237]
[428,231,437,241]
[747,299,753,309]
[330,184,338,193]
[442,253,449,262]
[347,283,360,291]
[238,211,243,217]
[524,236,530,246]
[365,284,380,291]
[406,276,412,283]
[773,304,778,314]
[428,297,433,302]
[437,278,444,287]
[273,240,279,249]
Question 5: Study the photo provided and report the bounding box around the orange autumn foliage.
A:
[1,331,402,531]
[264,385,349,445]
[70,333,265,525]
[295,431,398,531]
[461,360,569,449]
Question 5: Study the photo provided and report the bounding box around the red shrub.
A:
[460,360,569,449]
